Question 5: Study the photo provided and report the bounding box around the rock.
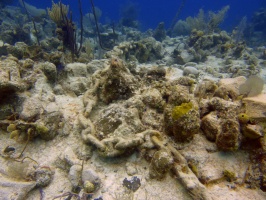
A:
[53,84,65,95]
[164,100,200,142]
[145,67,166,80]
[37,62,57,83]
[68,78,87,96]
[243,124,264,139]
[194,79,218,99]
[214,76,246,100]
[83,180,95,193]
[86,60,107,74]
[149,150,174,179]
[68,165,82,189]
[167,85,191,105]
[0,57,27,97]
[21,58,34,69]
[82,169,101,190]
[66,63,88,77]
[201,112,221,142]
[6,42,28,59]
[0,177,36,200]
[38,102,62,140]
[208,97,240,120]
[175,50,194,64]
[183,66,199,77]
[141,108,164,130]
[33,166,54,187]
[19,96,42,121]
[105,37,164,63]
[141,88,164,110]
[172,107,200,142]
[242,94,266,121]
[125,163,138,176]
[0,103,14,120]
[101,58,137,103]
[216,119,241,151]
[122,176,141,192]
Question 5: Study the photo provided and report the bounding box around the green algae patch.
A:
[36,124,49,135]
[7,124,17,133]
[172,102,193,120]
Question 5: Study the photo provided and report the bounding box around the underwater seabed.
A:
[0,52,266,200]
[1,3,266,200]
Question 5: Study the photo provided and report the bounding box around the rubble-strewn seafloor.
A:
[0,2,266,200]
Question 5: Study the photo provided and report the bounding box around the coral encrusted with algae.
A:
[164,101,200,142]
[171,102,193,120]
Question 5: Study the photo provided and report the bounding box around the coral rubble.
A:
[0,3,266,200]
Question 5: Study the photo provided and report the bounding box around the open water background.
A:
[12,0,266,31]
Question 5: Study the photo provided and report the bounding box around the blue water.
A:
[14,0,266,30]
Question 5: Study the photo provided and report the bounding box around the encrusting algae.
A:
[172,102,193,120]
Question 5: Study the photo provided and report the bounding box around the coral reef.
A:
[172,6,230,36]
[0,3,266,199]
[105,37,164,63]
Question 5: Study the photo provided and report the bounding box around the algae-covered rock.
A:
[214,76,246,101]
[33,166,54,187]
[208,97,240,120]
[201,112,221,141]
[149,149,174,179]
[35,123,49,136]
[194,79,218,100]
[95,104,144,138]
[172,106,200,142]
[0,104,14,120]
[101,58,137,103]
[164,101,200,142]
[172,102,193,120]
[216,119,241,151]
[167,85,191,106]
[37,103,62,140]
[141,88,165,110]
[37,62,57,83]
